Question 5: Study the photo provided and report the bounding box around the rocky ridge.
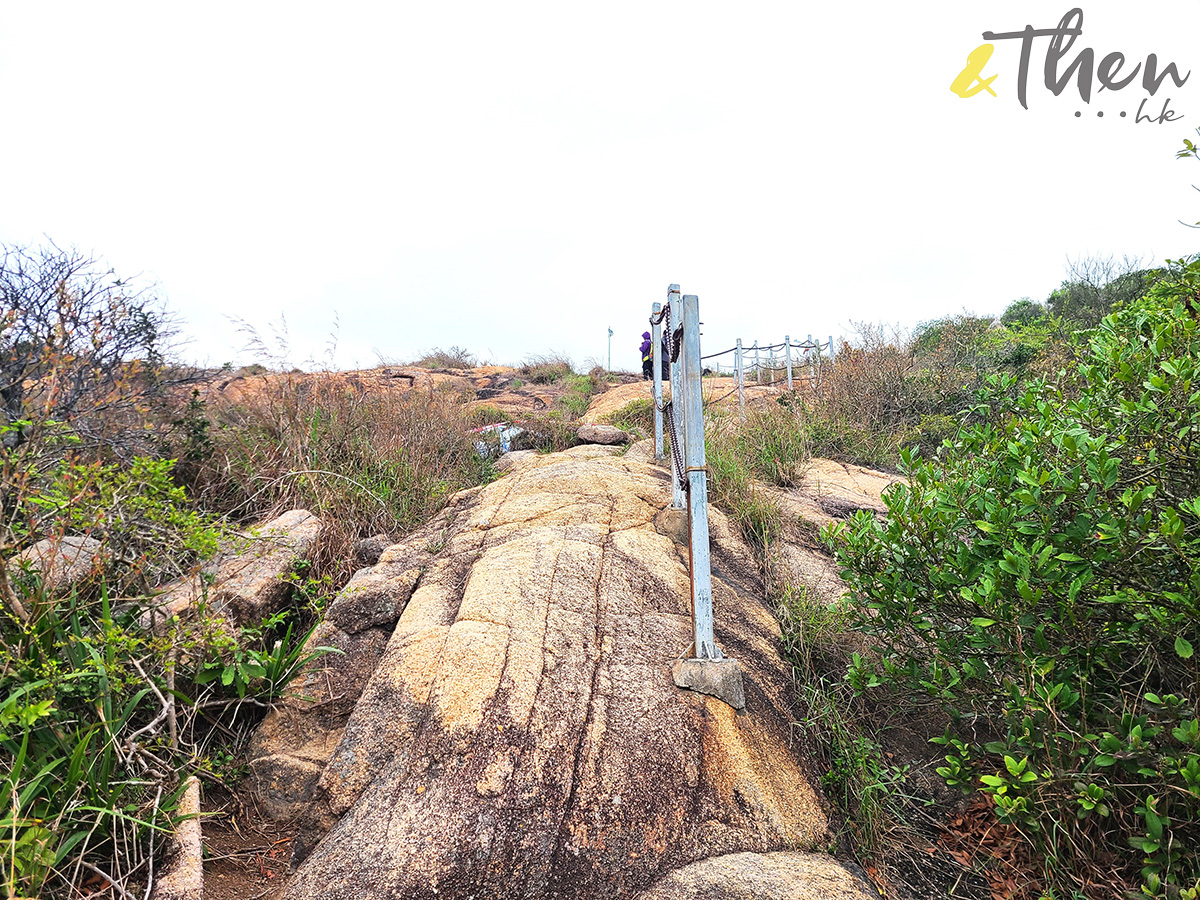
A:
[248,436,891,899]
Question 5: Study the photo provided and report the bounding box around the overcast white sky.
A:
[2,1,1199,372]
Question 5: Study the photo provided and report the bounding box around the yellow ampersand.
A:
[951,43,998,98]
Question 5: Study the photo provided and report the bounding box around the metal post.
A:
[681,294,719,661]
[807,334,815,382]
[753,340,760,385]
[607,327,613,371]
[828,335,835,358]
[785,334,793,390]
[735,338,745,417]
[652,302,663,462]
[668,286,684,510]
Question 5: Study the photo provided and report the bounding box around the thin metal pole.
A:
[668,286,684,510]
[785,334,793,390]
[753,340,760,385]
[828,335,834,358]
[735,338,745,417]
[807,334,815,382]
[652,302,663,462]
[681,294,719,660]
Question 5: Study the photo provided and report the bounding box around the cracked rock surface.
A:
[253,444,857,899]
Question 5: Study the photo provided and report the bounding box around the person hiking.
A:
[640,331,653,380]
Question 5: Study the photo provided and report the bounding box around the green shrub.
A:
[1001,298,1049,328]
[827,260,1200,897]
[0,566,332,898]
[23,457,221,593]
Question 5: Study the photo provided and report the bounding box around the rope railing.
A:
[649,296,838,442]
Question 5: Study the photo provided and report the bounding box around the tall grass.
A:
[518,352,575,384]
[603,398,655,438]
[172,373,495,589]
[704,410,787,551]
[410,346,477,369]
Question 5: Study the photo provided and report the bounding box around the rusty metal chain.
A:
[664,400,687,492]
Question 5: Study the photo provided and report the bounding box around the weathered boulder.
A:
[577,423,630,445]
[248,497,474,821]
[634,851,879,899]
[789,459,898,526]
[217,508,321,623]
[261,444,850,900]
[141,509,320,630]
[770,460,900,606]
[11,536,106,595]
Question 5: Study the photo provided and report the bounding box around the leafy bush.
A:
[1047,258,1164,328]
[827,261,1200,897]
[1001,298,1049,328]
[21,456,221,593]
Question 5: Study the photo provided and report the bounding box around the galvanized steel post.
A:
[735,338,745,417]
[652,301,663,462]
[785,334,793,390]
[668,285,685,510]
[681,293,719,660]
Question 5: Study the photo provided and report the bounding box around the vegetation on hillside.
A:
[774,260,1198,900]
[693,254,1198,899]
[4,232,1196,900]
[0,246,509,898]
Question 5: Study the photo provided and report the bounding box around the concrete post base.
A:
[671,657,746,710]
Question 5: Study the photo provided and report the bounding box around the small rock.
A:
[577,423,629,445]
[353,534,391,568]
[635,850,881,899]
[654,507,689,546]
[325,567,421,634]
[139,509,321,631]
